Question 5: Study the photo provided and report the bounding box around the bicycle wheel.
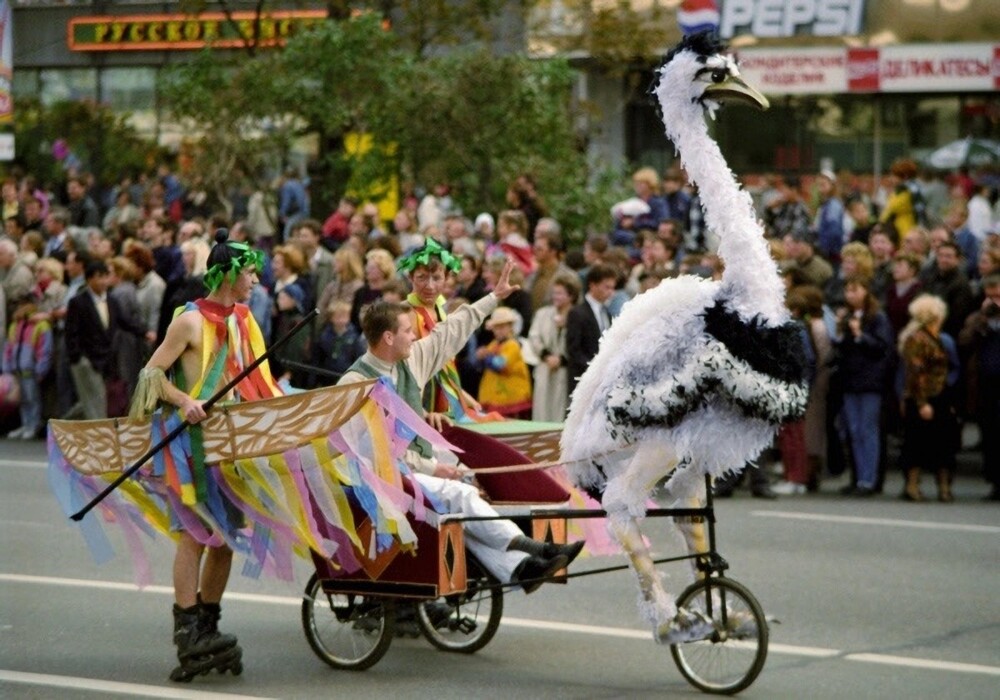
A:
[301,573,395,670]
[669,577,768,695]
[416,556,503,653]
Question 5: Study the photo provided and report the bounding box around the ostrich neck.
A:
[673,115,788,325]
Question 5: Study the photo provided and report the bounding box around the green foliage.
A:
[10,97,162,187]
[156,10,620,242]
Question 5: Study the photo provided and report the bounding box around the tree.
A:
[11,98,163,192]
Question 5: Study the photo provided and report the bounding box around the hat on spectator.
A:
[611,197,652,220]
[485,306,521,331]
[278,284,305,313]
[818,169,837,183]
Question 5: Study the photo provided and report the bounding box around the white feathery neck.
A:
[654,53,788,326]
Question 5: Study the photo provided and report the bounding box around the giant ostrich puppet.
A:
[561,32,808,642]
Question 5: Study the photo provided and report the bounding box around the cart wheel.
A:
[669,577,768,695]
[301,573,394,670]
[416,556,503,653]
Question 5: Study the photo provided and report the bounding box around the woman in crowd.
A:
[884,252,924,338]
[107,256,146,412]
[898,294,958,502]
[528,273,580,422]
[317,246,365,319]
[350,248,395,331]
[833,277,895,496]
[270,244,312,323]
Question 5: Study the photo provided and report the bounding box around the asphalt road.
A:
[1,438,998,699]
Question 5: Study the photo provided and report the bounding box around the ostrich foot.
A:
[655,607,715,645]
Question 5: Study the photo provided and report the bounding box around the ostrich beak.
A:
[703,75,769,111]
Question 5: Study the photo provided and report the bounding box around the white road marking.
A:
[846,653,1000,676]
[751,510,1000,534]
[0,459,47,469]
[0,669,277,699]
[2,573,996,677]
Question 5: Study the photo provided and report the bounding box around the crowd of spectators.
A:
[1,158,998,501]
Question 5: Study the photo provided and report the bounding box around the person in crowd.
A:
[815,169,845,263]
[629,167,667,231]
[958,274,1000,501]
[971,248,1000,307]
[31,257,66,322]
[661,168,692,235]
[3,295,53,439]
[270,243,312,324]
[966,183,993,242]
[350,248,395,331]
[103,188,141,233]
[880,158,926,243]
[443,214,479,259]
[144,216,185,286]
[107,256,147,406]
[454,254,487,304]
[832,277,895,496]
[316,245,365,322]
[418,181,453,233]
[42,208,72,258]
[392,207,424,253]
[506,174,547,239]
[566,263,617,398]
[66,175,100,228]
[476,306,532,418]
[125,243,166,348]
[528,273,580,422]
[773,285,829,495]
[270,284,310,388]
[66,260,145,420]
[846,196,879,245]
[311,300,365,387]
[921,241,974,339]
[868,226,897,302]
[277,168,309,241]
[483,255,532,337]
[493,209,535,276]
[1,239,35,319]
[626,233,679,296]
[898,294,959,502]
[765,176,811,239]
[1,177,19,222]
[941,204,981,279]
[526,220,572,312]
[783,228,833,289]
[883,252,924,339]
[292,219,335,327]
[156,238,209,341]
[321,196,357,249]
[824,242,873,309]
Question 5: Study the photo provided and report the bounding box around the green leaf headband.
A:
[396,238,462,275]
[203,242,265,293]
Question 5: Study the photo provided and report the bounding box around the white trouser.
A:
[414,473,527,584]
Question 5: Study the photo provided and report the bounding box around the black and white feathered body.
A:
[560,33,808,630]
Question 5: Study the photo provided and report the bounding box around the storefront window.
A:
[38,68,97,105]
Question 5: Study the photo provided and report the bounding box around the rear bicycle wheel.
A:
[416,556,503,653]
[301,573,394,670]
[669,577,768,695]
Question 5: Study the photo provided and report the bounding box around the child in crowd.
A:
[476,307,532,418]
[3,296,53,439]
[311,301,365,387]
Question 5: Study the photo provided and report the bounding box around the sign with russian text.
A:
[735,43,999,95]
[68,10,327,52]
[736,47,846,94]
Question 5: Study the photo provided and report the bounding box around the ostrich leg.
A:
[602,442,681,628]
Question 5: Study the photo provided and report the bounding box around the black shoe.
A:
[751,487,777,500]
[838,483,858,495]
[511,554,569,594]
[541,540,585,566]
[982,487,1000,502]
[851,486,876,497]
[422,601,454,630]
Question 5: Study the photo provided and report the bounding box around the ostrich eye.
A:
[711,68,727,83]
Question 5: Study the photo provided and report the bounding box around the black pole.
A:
[70,308,319,522]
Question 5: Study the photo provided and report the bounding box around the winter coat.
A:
[832,310,894,394]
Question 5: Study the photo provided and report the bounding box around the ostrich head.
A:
[650,31,768,135]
